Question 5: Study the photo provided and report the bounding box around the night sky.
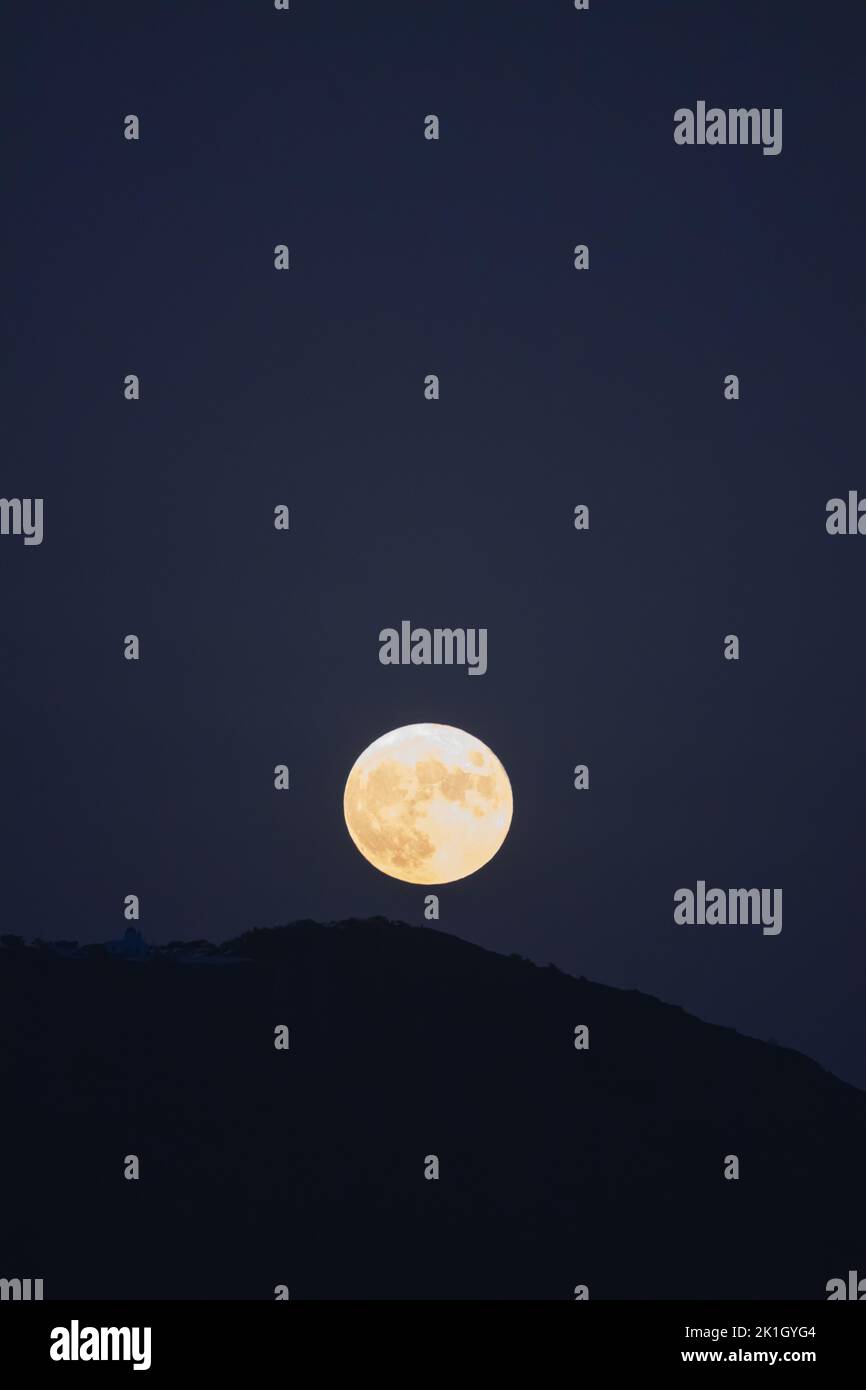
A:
[3,2,864,1088]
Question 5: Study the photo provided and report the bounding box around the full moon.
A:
[343,723,513,884]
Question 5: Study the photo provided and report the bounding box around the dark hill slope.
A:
[1,919,862,1299]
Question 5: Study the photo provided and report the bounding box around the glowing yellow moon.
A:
[343,723,513,884]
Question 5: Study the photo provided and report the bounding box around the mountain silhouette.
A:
[1,918,863,1299]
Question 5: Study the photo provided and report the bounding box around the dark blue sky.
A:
[2,1,864,1087]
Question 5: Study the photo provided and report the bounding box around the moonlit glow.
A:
[343,723,513,884]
